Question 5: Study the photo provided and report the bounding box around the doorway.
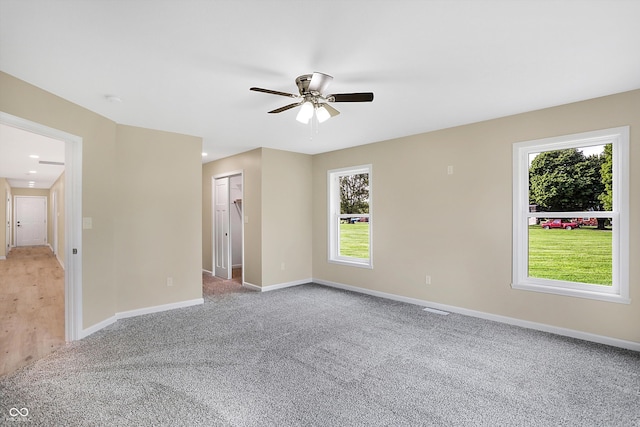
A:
[212,172,243,282]
[0,112,82,343]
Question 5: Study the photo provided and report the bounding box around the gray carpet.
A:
[1,284,639,426]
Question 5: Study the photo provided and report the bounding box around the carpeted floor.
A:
[202,269,247,297]
[1,283,639,426]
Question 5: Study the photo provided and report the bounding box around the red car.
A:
[541,219,579,230]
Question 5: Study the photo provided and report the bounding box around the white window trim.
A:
[328,164,373,269]
[512,126,629,304]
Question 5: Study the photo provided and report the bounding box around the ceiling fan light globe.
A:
[316,105,331,123]
[296,102,314,124]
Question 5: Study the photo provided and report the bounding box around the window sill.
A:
[512,282,630,304]
[329,258,373,269]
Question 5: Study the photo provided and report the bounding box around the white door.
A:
[214,177,231,279]
[15,196,47,246]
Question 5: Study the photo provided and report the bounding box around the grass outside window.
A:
[528,225,612,285]
[339,223,370,258]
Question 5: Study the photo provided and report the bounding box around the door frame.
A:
[4,188,11,255]
[212,170,244,284]
[52,190,58,257]
[0,112,83,342]
[14,195,47,247]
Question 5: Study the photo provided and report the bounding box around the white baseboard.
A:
[116,298,204,320]
[232,264,242,269]
[0,256,5,260]
[81,298,204,339]
[56,254,64,270]
[80,315,117,339]
[243,278,311,292]
[314,278,640,352]
[262,278,311,292]
[202,269,213,274]
[242,281,261,291]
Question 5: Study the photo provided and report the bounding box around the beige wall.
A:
[202,148,262,285]
[1,72,203,330]
[114,125,202,311]
[261,148,312,286]
[11,189,50,196]
[312,89,640,343]
[50,172,65,266]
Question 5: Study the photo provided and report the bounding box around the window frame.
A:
[512,127,629,304]
[328,164,373,269]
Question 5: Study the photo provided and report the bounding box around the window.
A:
[328,165,372,268]
[512,127,629,303]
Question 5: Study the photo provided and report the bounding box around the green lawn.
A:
[339,222,370,258]
[528,226,612,285]
[339,223,612,286]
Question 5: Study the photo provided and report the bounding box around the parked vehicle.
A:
[347,217,369,223]
[576,218,598,227]
[541,219,579,230]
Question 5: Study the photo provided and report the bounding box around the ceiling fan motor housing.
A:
[295,74,314,95]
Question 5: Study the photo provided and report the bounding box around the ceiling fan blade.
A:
[250,87,298,98]
[322,103,340,117]
[330,92,374,102]
[268,102,302,114]
[308,72,333,94]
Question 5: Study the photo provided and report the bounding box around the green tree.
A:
[529,148,604,211]
[576,153,605,208]
[340,173,369,214]
[598,143,613,210]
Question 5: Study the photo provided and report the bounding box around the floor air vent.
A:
[423,307,450,315]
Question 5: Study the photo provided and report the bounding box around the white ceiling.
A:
[0,123,65,189]
[1,0,639,167]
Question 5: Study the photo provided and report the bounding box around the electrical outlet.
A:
[166,277,173,287]
[425,275,431,285]
[281,262,285,271]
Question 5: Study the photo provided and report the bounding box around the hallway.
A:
[0,246,65,377]
[202,267,245,298]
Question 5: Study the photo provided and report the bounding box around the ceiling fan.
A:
[250,72,374,124]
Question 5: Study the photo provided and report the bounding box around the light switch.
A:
[244,215,249,224]
[83,217,93,229]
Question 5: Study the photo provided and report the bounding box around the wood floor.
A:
[0,246,65,377]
